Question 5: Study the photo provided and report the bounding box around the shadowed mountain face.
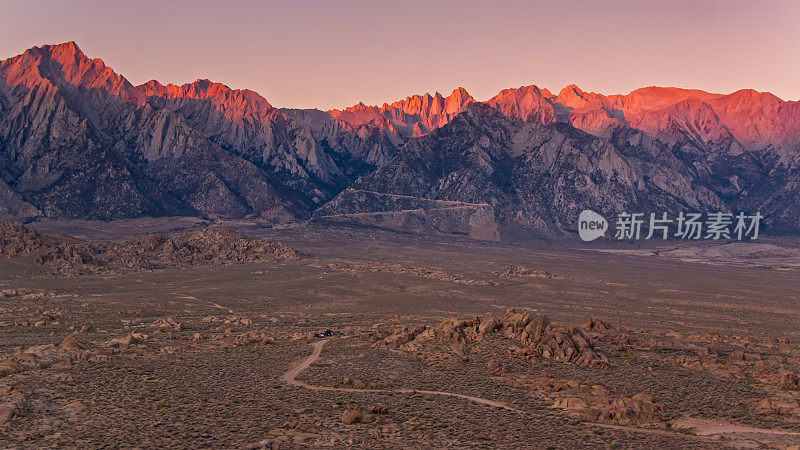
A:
[303,85,800,236]
[141,79,348,207]
[0,42,353,221]
[315,104,731,239]
[484,85,800,233]
[1,42,798,237]
[0,43,192,220]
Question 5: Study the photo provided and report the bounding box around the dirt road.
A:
[282,339,523,413]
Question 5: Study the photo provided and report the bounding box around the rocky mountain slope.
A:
[141,79,347,207]
[1,42,798,238]
[0,43,362,222]
[315,104,729,239]
[311,85,800,237]
[280,88,476,181]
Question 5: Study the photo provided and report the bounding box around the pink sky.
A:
[2,0,799,109]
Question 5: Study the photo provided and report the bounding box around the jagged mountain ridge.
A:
[140,78,347,206]
[279,87,476,180]
[0,42,350,221]
[0,43,192,219]
[298,84,800,235]
[315,103,730,239]
[1,42,798,237]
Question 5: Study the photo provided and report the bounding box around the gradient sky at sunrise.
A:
[2,0,799,109]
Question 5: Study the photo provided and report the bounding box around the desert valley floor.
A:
[1,219,800,449]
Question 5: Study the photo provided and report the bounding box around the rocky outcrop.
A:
[378,309,609,367]
[751,396,800,417]
[0,222,300,276]
[498,309,610,367]
[539,381,666,425]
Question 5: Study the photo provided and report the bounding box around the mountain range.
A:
[1,42,798,239]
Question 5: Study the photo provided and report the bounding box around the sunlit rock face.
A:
[320,83,800,234]
[315,103,731,239]
[0,42,336,221]
[1,42,799,235]
[329,87,475,138]
[141,79,347,208]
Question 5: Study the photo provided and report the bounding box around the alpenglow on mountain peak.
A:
[1,42,799,238]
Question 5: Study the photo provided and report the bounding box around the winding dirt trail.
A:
[283,340,800,445]
[282,339,523,413]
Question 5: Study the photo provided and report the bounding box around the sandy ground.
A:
[1,220,799,448]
